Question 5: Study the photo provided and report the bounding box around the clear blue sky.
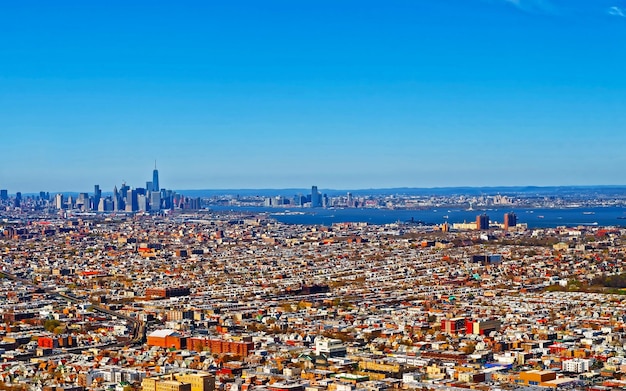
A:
[1,0,626,192]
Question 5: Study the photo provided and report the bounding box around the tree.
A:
[53,325,66,335]
[462,342,476,354]
[44,319,61,332]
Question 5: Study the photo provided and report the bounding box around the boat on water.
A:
[583,212,595,215]
[537,216,544,219]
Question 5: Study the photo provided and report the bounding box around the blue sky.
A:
[1,0,626,192]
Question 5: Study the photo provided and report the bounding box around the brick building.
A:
[147,329,188,349]
[188,337,254,357]
[145,287,191,299]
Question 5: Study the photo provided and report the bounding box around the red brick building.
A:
[145,287,191,299]
[189,337,254,356]
[38,335,76,349]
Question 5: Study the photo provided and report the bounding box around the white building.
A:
[315,337,347,357]
[562,358,591,373]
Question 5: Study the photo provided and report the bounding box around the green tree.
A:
[44,319,61,332]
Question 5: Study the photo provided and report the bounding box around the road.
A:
[1,271,146,351]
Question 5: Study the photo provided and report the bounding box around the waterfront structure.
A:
[311,185,321,208]
[476,214,489,230]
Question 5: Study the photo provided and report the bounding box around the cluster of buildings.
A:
[0,166,202,214]
[2,203,626,390]
[214,188,626,211]
[447,213,519,232]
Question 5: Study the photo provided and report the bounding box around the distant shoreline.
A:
[10,185,626,197]
[208,205,626,229]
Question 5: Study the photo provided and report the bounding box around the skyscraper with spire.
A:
[152,161,159,192]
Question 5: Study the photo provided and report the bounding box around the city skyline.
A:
[2,0,626,192]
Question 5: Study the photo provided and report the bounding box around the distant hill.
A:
[175,185,626,198]
[20,185,626,198]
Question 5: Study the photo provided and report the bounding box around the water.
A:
[209,205,626,228]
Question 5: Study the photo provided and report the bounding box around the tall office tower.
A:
[146,181,153,192]
[14,192,22,208]
[138,194,147,212]
[293,194,303,206]
[55,194,64,209]
[126,189,138,212]
[152,162,159,192]
[150,191,161,212]
[119,183,129,210]
[99,198,114,212]
[188,197,201,210]
[119,183,130,198]
[311,186,321,208]
[476,214,490,230]
[0,190,7,201]
[94,185,101,210]
[347,192,353,207]
[98,198,106,212]
[504,212,517,230]
[162,189,173,209]
[77,193,90,211]
[39,191,49,201]
[113,186,120,211]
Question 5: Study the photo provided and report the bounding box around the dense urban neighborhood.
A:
[2,197,626,391]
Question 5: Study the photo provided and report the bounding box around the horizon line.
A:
[8,184,626,196]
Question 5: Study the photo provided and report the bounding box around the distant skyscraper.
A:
[152,162,159,192]
[126,189,138,212]
[0,190,7,201]
[14,192,21,208]
[113,186,120,211]
[55,194,64,210]
[476,214,490,230]
[119,183,130,210]
[99,197,114,212]
[293,194,304,206]
[94,185,101,211]
[98,198,106,212]
[77,193,89,211]
[311,186,321,208]
[150,191,161,212]
[138,194,147,212]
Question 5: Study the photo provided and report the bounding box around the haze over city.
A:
[2,0,626,192]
